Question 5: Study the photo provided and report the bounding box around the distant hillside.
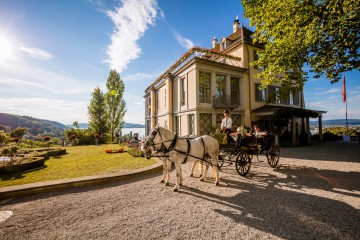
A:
[65,122,145,129]
[310,119,360,127]
[0,113,65,136]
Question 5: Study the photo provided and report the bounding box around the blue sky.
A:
[0,0,359,125]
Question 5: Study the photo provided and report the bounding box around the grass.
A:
[0,144,158,188]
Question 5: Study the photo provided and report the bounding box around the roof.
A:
[252,104,327,116]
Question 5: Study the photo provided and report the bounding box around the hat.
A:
[223,110,229,114]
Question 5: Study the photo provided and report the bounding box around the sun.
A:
[0,34,14,60]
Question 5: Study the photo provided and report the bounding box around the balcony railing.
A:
[212,95,240,109]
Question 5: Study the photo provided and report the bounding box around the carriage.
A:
[214,132,280,176]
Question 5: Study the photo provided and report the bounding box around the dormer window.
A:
[221,41,226,51]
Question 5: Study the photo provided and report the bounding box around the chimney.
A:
[233,16,240,33]
[212,36,218,49]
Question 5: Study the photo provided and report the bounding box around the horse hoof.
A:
[199,174,203,178]
[215,182,220,186]
[173,188,178,192]
[200,178,204,182]
[165,182,170,186]
[160,180,165,183]
[180,183,183,186]
[190,173,194,177]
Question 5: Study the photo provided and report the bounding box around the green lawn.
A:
[0,144,158,188]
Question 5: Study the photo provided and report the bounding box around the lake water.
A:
[120,128,146,137]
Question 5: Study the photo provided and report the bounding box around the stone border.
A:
[0,161,163,200]
[0,156,45,174]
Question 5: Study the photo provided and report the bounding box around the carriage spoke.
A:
[266,144,280,167]
[235,151,251,176]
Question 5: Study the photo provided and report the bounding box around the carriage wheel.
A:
[235,151,252,176]
[266,143,280,167]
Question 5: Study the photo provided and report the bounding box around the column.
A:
[165,73,173,131]
[150,88,156,129]
[318,115,323,142]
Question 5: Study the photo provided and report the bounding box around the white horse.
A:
[141,126,220,192]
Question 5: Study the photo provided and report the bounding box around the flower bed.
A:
[105,148,125,153]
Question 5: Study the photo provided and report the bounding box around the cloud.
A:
[123,71,161,82]
[19,46,54,61]
[172,30,194,50]
[105,0,159,73]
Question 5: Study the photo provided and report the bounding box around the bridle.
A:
[145,127,177,153]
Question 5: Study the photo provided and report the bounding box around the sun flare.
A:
[0,34,14,60]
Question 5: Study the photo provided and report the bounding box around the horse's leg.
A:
[200,162,209,181]
[190,161,196,177]
[180,164,183,186]
[160,157,166,183]
[211,154,220,186]
[198,161,204,178]
[165,158,171,186]
[173,160,182,192]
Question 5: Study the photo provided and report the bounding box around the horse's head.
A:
[140,127,159,159]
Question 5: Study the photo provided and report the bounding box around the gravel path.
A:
[1,141,359,240]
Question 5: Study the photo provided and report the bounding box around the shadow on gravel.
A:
[280,141,360,163]
[182,166,360,240]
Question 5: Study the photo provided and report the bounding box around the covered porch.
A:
[251,105,327,145]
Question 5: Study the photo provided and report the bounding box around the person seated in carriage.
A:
[253,125,270,153]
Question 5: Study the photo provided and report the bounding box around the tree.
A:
[9,127,28,138]
[88,87,109,141]
[243,0,360,89]
[105,70,126,142]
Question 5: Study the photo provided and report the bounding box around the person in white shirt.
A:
[220,110,233,133]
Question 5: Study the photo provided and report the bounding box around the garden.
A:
[0,128,157,188]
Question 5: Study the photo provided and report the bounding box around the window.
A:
[181,78,186,105]
[146,120,151,136]
[199,113,212,135]
[216,114,223,129]
[174,116,180,134]
[232,114,241,127]
[268,86,276,103]
[199,72,211,103]
[188,114,195,135]
[253,50,259,69]
[145,97,151,118]
[275,87,280,104]
[293,91,299,105]
[216,74,226,97]
[230,77,240,105]
[155,90,159,115]
[255,83,266,102]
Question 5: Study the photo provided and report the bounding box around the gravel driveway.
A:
[1,141,359,239]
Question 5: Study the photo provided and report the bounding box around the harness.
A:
[148,128,211,165]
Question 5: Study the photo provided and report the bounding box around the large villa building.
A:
[144,19,325,144]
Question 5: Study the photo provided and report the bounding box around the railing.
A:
[212,95,240,109]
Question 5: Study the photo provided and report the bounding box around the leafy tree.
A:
[88,87,109,142]
[9,127,28,138]
[105,70,126,142]
[243,0,360,89]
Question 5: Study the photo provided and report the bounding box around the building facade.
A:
[144,19,325,143]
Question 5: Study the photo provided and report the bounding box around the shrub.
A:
[127,149,144,157]
[323,132,338,141]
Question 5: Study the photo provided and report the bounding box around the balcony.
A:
[212,95,240,109]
